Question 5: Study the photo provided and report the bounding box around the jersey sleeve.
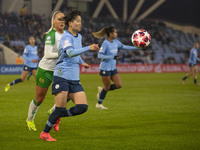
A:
[62,35,90,57]
[43,45,59,59]
[22,46,32,61]
[116,39,138,50]
[99,41,108,55]
[43,30,59,59]
[62,35,74,51]
[45,30,56,46]
[23,46,29,54]
[79,56,84,64]
[98,41,114,59]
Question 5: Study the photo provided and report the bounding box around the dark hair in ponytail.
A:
[92,26,116,39]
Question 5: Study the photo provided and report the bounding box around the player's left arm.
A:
[117,39,138,50]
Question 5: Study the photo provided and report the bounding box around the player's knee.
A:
[72,104,88,116]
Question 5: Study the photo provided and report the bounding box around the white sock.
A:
[50,104,56,112]
[27,99,40,121]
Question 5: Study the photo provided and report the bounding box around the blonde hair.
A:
[45,11,62,34]
[92,26,116,39]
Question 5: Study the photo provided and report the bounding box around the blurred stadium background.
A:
[0,0,200,67]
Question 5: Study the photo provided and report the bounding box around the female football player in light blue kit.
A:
[26,11,89,132]
[5,36,39,92]
[93,26,138,109]
[40,9,99,141]
[182,42,200,85]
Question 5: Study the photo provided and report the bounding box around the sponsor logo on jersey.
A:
[45,41,51,44]
[32,51,38,54]
[110,49,117,53]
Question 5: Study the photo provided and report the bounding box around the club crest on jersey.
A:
[39,78,44,84]
[103,71,106,74]
[55,84,60,89]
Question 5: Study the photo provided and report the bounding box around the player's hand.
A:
[89,44,99,51]
[82,62,90,70]
[114,55,119,60]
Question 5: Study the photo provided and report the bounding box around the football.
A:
[131,29,151,49]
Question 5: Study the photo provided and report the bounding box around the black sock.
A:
[10,78,22,86]
[98,89,107,104]
[182,76,187,81]
[194,79,197,84]
[43,107,65,133]
[62,104,88,117]
[110,84,117,90]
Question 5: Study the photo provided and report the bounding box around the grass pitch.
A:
[0,73,200,150]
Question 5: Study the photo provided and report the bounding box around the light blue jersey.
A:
[54,30,90,80]
[23,44,39,68]
[188,47,200,65]
[98,39,137,71]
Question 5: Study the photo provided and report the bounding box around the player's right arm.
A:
[43,31,58,59]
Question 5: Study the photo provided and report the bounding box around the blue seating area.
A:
[0,13,199,64]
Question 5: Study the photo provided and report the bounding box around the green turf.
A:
[0,73,200,150]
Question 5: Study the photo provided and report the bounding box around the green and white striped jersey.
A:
[39,29,64,71]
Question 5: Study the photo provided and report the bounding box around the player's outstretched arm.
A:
[66,44,99,57]
[121,45,139,50]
